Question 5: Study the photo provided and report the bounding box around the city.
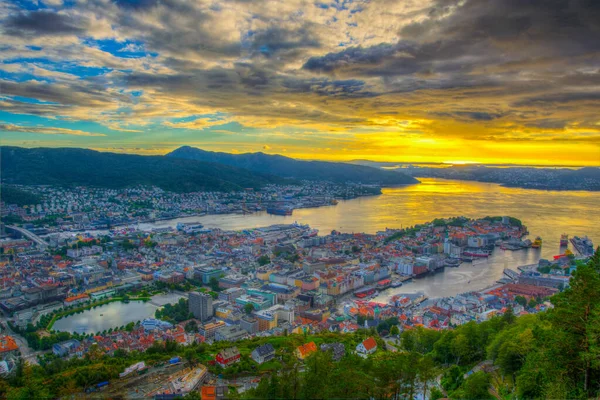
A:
[0,189,595,397]
[1,0,600,397]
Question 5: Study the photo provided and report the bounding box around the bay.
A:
[119,178,600,299]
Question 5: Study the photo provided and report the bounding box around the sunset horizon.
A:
[1,0,599,167]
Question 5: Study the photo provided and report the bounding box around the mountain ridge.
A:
[0,146,288,192]
[167,146,419,185]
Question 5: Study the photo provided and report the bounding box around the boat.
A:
[570,236,594,256]
[553,248,573,260]
[354,286,377,298]
[531,236,543,248]
[331,199,339,205]
[391,280,403,288]
[462,250,489,258]
[266,206,293,216]
[176,223,204,234]
[560,234,569,246]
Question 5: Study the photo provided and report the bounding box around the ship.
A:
[570,236,594,257]
[531,236,543,248]
[266,206,293,216]
[553,248,573,260]
[462,250,489,258]
[354,286,377,298]
[176,223,205,234]
[560,234,569,247]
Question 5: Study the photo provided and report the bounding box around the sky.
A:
[1,0,599,166]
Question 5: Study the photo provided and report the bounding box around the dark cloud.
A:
[514,92,600,107]
[248,24,321,58]
[3,10,89,36]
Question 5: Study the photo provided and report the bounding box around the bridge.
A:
[6,225,49,249]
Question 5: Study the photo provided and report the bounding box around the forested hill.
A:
[0,147,286,192]
[167,146,419,185]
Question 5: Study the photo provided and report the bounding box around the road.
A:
[6,225,49,249]
[0,317,46,365]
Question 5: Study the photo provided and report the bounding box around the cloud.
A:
[3,10,89,37]
[0,0,599,164]
[0,123,106,136]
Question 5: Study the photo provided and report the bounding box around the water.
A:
[103,178,600,300]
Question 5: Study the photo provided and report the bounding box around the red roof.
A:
[362,337,377,351]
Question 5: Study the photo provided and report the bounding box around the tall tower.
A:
[189,291,213,321]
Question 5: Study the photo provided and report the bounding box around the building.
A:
[63,293,89,307]
[195,267,224,285]
[215,347,241,367]
[251,343,275,364]
[189,291,213,321]
[199,321,226,341]
[254,309,278,332]
[235,294,272,311]
[218,287,245,303]
[0,336,19,357]
[52,339,80,357]
[214,326,247,342]
[240,316,259,334]
[295,342,317,360]
[201,386,228,400]
[141,318,173,332]
[356,337,377,357]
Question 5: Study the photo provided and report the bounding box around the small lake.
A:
[52,292,186,334]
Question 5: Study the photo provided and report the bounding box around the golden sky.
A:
[1,0,599,166]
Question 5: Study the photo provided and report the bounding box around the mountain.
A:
[1,147,286,192]
[167,146,419,185]
[404,165,600,191]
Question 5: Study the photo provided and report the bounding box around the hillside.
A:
[167,146,419,185]
[0,147,286,192]
[351,160,600,191]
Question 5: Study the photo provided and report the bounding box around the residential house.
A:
[295,341,317,360]
[215,347,241,368]
[356,337,377,357]
[251,343,275,364]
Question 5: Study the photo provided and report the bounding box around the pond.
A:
[52,300,159,334]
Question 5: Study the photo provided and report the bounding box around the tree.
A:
[209,277,221,292]
[257,255,271,266]
[184,348,198,367]
[514,295,527,307]
[390,325,400,336]
[453,371,492,399]
[243,303,255,315]
[546,249,600,396]
[185,320,198,333]
[418,355,438,400]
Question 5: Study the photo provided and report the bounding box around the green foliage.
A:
[244,303,255,315]
[1,146,285,192]
[451,371,492,399]
[155,298,191,323]
[209,277,222,292]
[168,146,418,185]
[0,186,41,206]
[257,255,271,266]
[384,226,419,244]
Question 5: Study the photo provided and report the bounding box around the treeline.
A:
[0,186,41,207]
[154,297,192,323]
